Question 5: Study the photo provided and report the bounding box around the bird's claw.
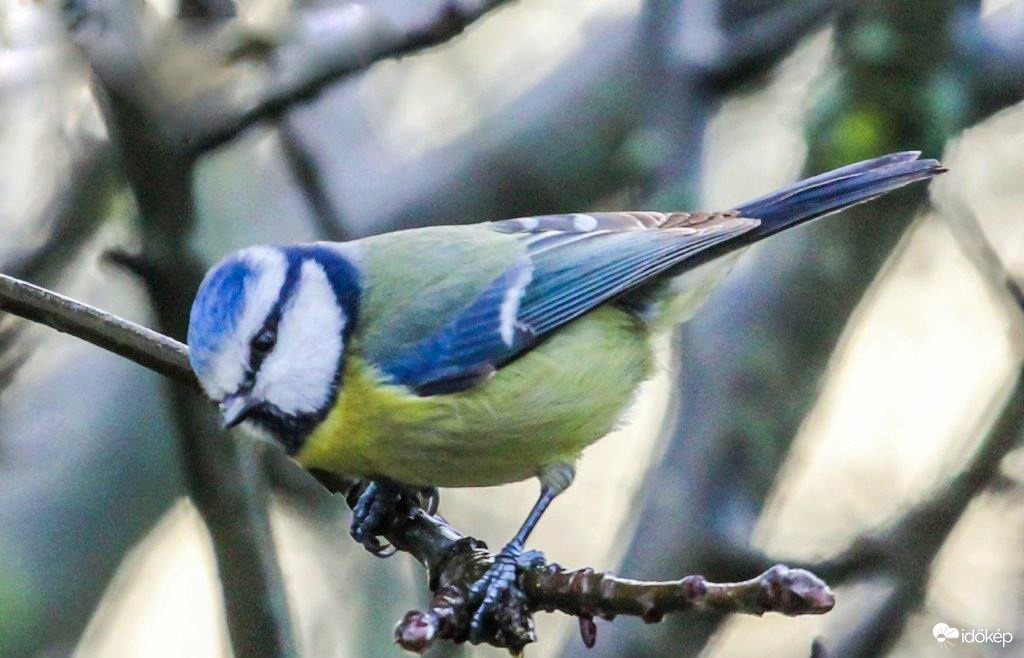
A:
[467,544,545,643]
[349,482,441,557]
[349,481,400,557]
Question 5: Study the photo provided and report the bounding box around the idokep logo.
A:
[933,623,959,647]
[933,622,1014,649]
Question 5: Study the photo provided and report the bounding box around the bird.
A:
[186,151,944,639]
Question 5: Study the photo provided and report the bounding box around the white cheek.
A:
[206,248,288,398]
[206,350,246,401]
[255,260,344,415]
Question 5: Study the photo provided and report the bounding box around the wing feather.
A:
[378,212,758,395]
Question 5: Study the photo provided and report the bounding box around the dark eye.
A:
[251,328,277,354]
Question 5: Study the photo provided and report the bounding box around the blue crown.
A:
[187,255,253,376]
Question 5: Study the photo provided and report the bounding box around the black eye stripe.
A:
[239,257,303,388]
[250,326,278,359]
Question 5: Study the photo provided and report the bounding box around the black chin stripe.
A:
[241,255,305,392]
[248,404,321,456]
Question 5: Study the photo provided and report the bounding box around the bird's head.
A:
[187,244,359,454]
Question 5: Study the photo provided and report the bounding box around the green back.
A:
[355,225,523,362]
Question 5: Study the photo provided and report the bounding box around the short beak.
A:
[220,393,258,430]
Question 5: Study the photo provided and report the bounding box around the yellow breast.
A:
[296,305,654,488]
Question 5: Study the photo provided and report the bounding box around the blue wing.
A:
[379,212,758,395]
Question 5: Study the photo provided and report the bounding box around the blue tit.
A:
[187,152,944,635]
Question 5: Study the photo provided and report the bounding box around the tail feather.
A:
[635,152,944,332]
[734,151,946,242]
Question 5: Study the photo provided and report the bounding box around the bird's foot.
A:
[467,543,545,643]
[349,481,440,557]
[349,481,402,557]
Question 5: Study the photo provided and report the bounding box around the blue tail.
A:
[734,151,946,241]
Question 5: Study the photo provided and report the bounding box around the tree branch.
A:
[671,0,848,84]
[185,0,513,153]
[0,272,197,388]
[63,0,511,156]
[312,473,833,653]
[0,268,836,652]
[396,562,833,653]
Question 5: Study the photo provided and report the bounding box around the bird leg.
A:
[467,463,574,643]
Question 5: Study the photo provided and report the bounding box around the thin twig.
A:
[525,563,833,620]
[396,561,834,653]
[0,272,197,388]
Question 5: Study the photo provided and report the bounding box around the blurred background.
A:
[3,0,1024,656]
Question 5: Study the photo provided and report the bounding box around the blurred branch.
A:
[0,263,296,656]
[642,0,841,207]
[639,0,709,207]
[175,0,1024,240]
[815,364,1024,656]
[186,0,352,240]
[278,120,351,241]
[346,13,642,236]
[179,0,235,20]
[64,0,511,155]
[804,196,1024,656]
[671,0,848,83]
[705,184,1024,658]
[957,1,1024,115]
[731,361,1024,587]
[62,0,301,646]
[600,200,927,658]
[59,1,509,653]
[0,271,837,652]
[186,0,513,153]
[0,321,29,397]
[4,136,117,283]
[96,97,300,658]
[932,192,1024,330]
[0,135,117,392]
[973,0,1024,65]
